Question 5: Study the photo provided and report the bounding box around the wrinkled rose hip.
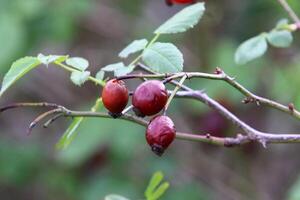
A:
[146,115,176,156]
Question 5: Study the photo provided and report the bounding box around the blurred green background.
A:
[1,0,300,199]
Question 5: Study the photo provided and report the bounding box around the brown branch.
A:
[136,63,300,147]
[43,113,64,128]
[27,108,62,135]
[120,68,300,121]
[3,100,300,147]
[3,64,300,147]
[0,102,62,112]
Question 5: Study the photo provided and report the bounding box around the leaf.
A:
[37,54,68,65]
[56,98,103,150]
[234,34,268,65]
[100,62,133,76]
[114,65,135,77]
[267,30,293,48]
[119,39,148,58]
[95,70,105,81]
[56,117,84,150]
[105,194,130,200]
[70,71,90,86]
[150,182,170,200]
[142,42,183,73]
[155,2,205,34]
[145,171,164,198]
[288,175,300,200]
[102,62,125,72]
[0,57,41,97]
[276,18,289,29]
[66,57,89,71]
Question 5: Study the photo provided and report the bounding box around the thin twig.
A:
[27,108,62,135]
[43,113,64,128]
[0,102,62,112]
[277,0,300,24]
[136,63,300,147]
[4,100,300,146]
[123,67,300,121]
[29,105,300,146]
[164,75,187,112]
[54,61,105,86]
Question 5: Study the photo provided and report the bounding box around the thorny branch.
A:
[119,66,300,121]
[3,59,300,147]
[136,63,300,147]
[2,100,300,147]
[3,61,300,147]
[0,102,246,146]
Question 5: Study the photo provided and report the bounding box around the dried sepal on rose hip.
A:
[146,115,176,156]
[102,79,129,118]
[132,80,168,117]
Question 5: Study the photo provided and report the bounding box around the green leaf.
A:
[119,39,148,58]
[267,30,293,48]
[0,57,41,97]
[105,194,130,200]
[66,57,89,71]
[145,171,164,198]
[101,62,133,76]
[56,117,84,150]
[154,2,205,34]
[276,18,289,29]
[114,65,135,77]
[70,71,90,86]
[95,70,105,81]
[102,62,125,72]
[234,34,268,65]
[142,42,183,73]
[37,54,68,65]
[56,98,103,150]
[287,175,300,200]
[150,182,170,200]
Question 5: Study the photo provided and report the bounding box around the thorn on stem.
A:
[259,139,267,148]
[288,103,295,113]
[185,73,191,80]
[255,100,260,106]
[242,97,252,104]
[214,67,223,75]
[242,97,259,105]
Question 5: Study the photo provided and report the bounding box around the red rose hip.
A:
[102,79,129,117]
[132,80,168,117]
[146,115,176,156]
[165,0,196,6]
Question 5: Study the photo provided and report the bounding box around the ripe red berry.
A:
[165,0,196,6]
[102,79,129,117]
[146,115,176,156]
[132,80,168,117]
